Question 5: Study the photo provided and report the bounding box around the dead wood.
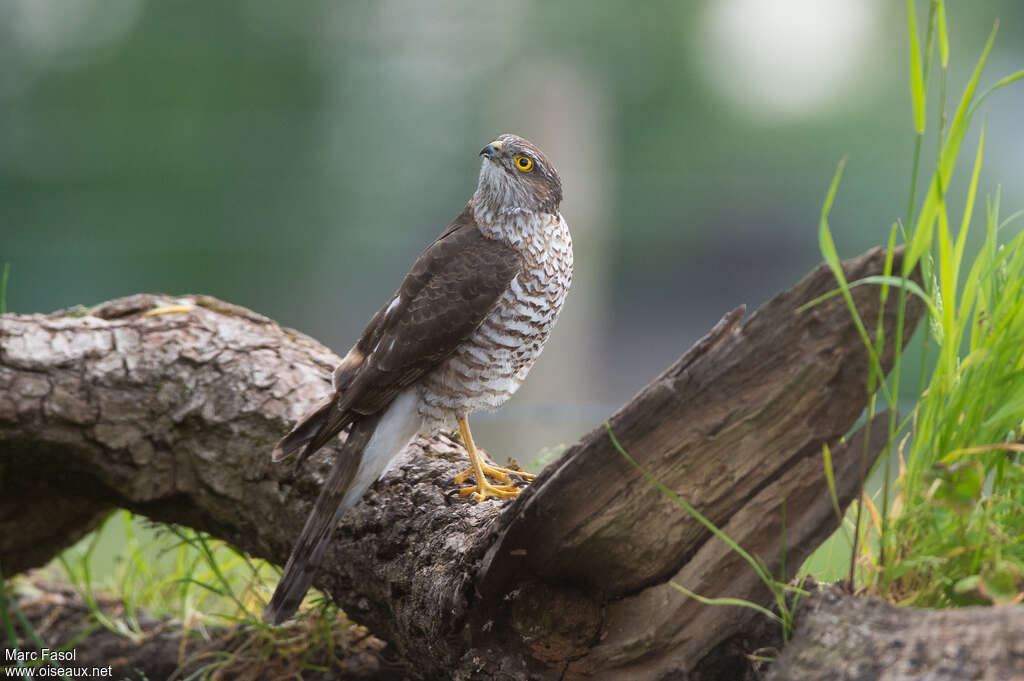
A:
[0,247,931,679]
[765,587,1024,681]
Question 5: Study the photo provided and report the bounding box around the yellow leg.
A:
[454,417,531,501]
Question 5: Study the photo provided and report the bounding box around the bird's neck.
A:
[472,200,564,252]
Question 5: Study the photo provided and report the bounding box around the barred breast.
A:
[417,212,573,426]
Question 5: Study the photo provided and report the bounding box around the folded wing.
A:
[277,204,522,466]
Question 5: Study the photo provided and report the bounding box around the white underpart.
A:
[338,389,424,513]
[418,209,573,427]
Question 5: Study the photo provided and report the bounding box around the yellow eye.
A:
[514,155,534,172]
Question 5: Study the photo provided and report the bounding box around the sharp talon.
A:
[458,482,521,500]
[505,468,536,482]
[453,416,532,503]
[490,469,513,483]
[454,461,531,485]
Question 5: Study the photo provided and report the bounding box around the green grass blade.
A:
[880,224,899,307]
[998,209,1024,231]
[605,424,774,586]
[669,582,781,624]
[906,0,926,133]
[906,22,998,281]
[817,158,891,401]
[989,69,1024,90]
[193,533,252,617]
[953,127,985,338]
[172,577,231,600]
[970,69,1024,118]
[797,275,939,320]
[946,21,997,153]
[822,444,844,522]
[0,568,25,669]
[936,187,955,358]
[956,125,984,266]
[936,0,949,68]
[7,593,72,680]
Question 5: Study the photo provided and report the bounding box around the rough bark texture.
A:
[0,247,937,679]
[765,587,1024,681]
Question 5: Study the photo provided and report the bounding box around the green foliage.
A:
[889,189,1024,606]
[54,511,275,632]
[906,0,927,134]
[809,1,1024,607]
[1,567,74,680]
[528,443,569,472]
[2,511,364,679]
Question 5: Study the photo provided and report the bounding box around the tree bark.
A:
[764,587,1024,681]
[1,247,929,679]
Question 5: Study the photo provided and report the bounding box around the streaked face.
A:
[476,134,562,216]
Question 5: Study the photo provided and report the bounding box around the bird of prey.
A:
[263,134,573,624]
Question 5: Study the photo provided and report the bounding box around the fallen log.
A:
[0,246,924,679]
[765,587,1024,681]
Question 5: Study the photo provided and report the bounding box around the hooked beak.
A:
[479,139,503,160]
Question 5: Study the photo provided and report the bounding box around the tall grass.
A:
[812,0,1024,606]
[52,511,277,632]
[1,567,73,680]
[2,511,359,679]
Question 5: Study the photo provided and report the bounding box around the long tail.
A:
[273,395,356,472]
[263,413,381,625]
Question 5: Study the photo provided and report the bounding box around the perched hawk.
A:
[264,134,573,624]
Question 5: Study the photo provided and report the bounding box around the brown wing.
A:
[298,204,521,456]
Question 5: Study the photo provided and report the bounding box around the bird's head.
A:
[474,134,563,218]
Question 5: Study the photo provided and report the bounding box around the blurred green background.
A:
[2,0,1023,459]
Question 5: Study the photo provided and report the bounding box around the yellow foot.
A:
[457,478,522,502]
[453,415,534,502]
[454,460,535,485]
